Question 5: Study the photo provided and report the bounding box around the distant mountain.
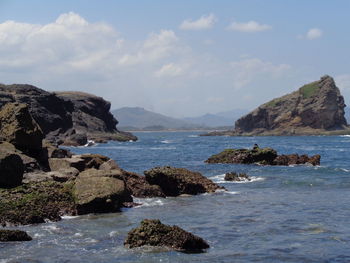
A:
[184,109,248,128]
[112,107,204,130]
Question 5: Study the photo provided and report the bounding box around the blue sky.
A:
[0,0,349,117]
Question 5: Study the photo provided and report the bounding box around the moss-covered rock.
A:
[0,181,76,226]
[0,229,32,242]
[144,166,224,196]
[124,219,209,253]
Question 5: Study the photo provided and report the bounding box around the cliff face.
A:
[0,84,136,145]
[235,75,347,135]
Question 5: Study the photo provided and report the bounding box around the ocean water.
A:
[1,132,350,262]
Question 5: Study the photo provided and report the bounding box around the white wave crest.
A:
[160,140,173,144]
[210,174,265,184]
[61,215,79,220]
[214,189,239,195]
[133,198,165,208]
[150,147,176,150]
[188,135,199,138]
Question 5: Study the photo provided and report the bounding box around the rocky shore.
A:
[0,90,225,248]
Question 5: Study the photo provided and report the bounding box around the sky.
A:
[0,0,350,117]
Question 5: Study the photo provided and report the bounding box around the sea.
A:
[1,132,350,263]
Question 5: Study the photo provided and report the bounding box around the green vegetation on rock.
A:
[299,81,320,98]
[0,181,76,226]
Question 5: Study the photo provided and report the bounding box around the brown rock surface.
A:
[0,103,43,155]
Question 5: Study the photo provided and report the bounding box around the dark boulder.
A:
[122,171,165,198]
[124,219,209,253]
[0,150,24,188]
[273,154,320,166]
[144,166,224,196]
[206,145,277,165]
[224,172,251,182]
[0,230,32,242]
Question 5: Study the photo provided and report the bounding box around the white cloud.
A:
[227,20,272,32]
[306,28,323,40]
[119,30,179,65]
[230,58,291,89]
[154,63,185,77]
[179,14,216,31]
[0,12,119,72]
[0,12,294,117]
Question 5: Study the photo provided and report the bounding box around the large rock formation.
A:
[0,84,136,145]
[235,76,348,135]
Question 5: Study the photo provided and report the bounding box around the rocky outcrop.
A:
[144,166,224,196]
[206,144,320,166]
[234,76,347,135]
[124,219,209,253]
[0,84,136,145]
[0,230,32,242]
[224,172,251,182]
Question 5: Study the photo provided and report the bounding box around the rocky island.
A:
[203,75,349,136]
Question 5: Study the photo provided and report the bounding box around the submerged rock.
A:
[0,230,32,242]
[144,166,224,196]
[206,144,320,166]
[124,219,209,253]
[224,172,251,182]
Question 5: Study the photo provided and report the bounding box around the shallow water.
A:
[1,132,350,262]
